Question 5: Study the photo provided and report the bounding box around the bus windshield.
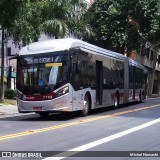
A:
[17,53,69,95]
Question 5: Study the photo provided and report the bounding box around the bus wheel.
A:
[114,93,119,109]
[138,91,142,103]
[81,95,90,117]
[36,112,49,118]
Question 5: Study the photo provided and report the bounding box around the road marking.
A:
[0,104,160,141]
[43,118,160,160]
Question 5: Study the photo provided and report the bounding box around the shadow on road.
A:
[0,101,142,122]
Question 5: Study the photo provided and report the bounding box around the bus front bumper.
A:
[17,94,73,113]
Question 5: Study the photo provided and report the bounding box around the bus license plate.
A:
[33,107,42,111]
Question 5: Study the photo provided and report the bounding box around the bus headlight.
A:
[55,86,69,98]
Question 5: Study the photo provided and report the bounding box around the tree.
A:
[65,0,93,39]
[10,0,92,44]
[85,0,159,54]
[42,0,92,39]
[9,0,45,46]
[0,0,24,102]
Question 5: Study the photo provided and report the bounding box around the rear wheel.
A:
[81,95,90,117]
[114,93,119,109]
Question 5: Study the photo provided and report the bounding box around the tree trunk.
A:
[55,34,58,39]
[0,28,5,102]
[148,45,158,97]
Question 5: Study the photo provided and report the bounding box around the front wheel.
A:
[36,112,49,118]
[81,95,90,117]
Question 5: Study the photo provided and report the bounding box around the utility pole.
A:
[0,27,5,102]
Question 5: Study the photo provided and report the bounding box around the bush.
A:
[5,89,16,99]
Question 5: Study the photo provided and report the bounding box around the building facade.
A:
[130,43,160,96]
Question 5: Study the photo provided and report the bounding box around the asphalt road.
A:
[0,98,160,160]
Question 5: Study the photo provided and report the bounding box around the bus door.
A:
[96,61,103,105]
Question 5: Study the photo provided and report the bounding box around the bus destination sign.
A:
[25,57,54,64]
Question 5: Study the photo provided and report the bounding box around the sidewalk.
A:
[0,104,18,116]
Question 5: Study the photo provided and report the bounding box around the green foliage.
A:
[86,0,159,54]
[42,0,92,39]
[9,0,45,46]
[2,0,91,45]
[0,0,24,29]
[0,0,25,101]
[4,89,16,99]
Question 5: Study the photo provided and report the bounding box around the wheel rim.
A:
[83,96,89,116]
[114,99,118,107]
[114,94,119,109]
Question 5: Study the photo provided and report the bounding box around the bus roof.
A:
[129,58,148,73]
[19,38,125,60]
[19,38,147,72]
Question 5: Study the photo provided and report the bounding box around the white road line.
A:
[43,118,160,160]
